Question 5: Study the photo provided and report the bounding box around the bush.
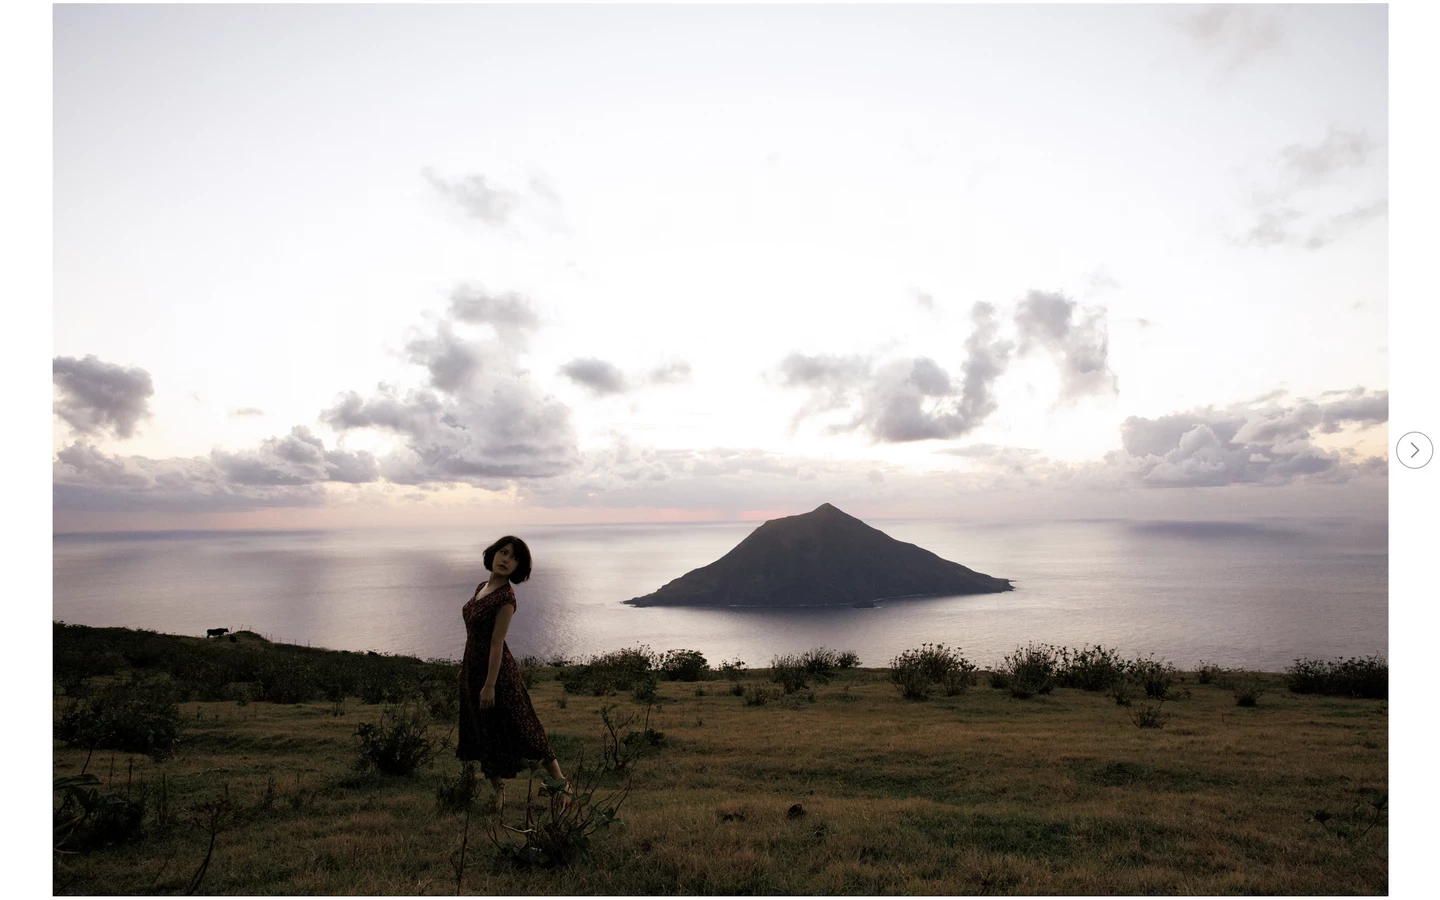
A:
[54,774,146,854]
[1286,655,1388,699]
[658,649,708,682]
[743,685,775,706]
[798,647,841,681]
[353,704,435,776]
[1057,645,1129,691]
[768,654,809,694]
[54,678,185,761]
[1109,676,1138,707]
[835,650,861,669]
[889,644,977,700]
[1234,679,1265,707]
[997,643,1060,699]
[987,669,1011,690]
[558,646,656,697]
[1130,702,1172,728]
[546,654,572,668]
[1130,655,1177,700]
[257,655,319,705]
[1195,660,1227,685]
[729,681,746,697]
[631,672,659,704]
[716,657,748,680]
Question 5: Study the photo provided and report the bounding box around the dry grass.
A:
[53,668,1387,894]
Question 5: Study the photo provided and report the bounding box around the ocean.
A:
[51,516,1388,673]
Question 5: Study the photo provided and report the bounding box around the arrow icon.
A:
[1414,443,1421,458]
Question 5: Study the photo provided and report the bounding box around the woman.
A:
[457,535,568,814]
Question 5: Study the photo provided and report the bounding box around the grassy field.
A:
[52,640,1387,896]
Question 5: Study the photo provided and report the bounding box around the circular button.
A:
[1397,431,1433,469]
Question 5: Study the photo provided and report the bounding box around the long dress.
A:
[456,582,556,779]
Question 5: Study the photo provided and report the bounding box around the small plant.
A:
[1109,676,1138,707]
[1130,701,1172,728]
[1233,678,1265,707]
[631,672,659,704]
[53,774,146,854]
[694,685,706,697]
[743,684,775,707]
[596,703,653,773]
[1195,660,1227,685]
[1307,789,1388,848]
[352,703,435,776]
[482,751,630,870]
[436,762,481,814]
[730,681,746,697]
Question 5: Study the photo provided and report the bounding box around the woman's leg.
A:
[543,758,571,809]
[489,775,505,815]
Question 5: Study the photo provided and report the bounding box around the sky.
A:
[51,2,1391,531]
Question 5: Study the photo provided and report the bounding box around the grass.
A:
[53,641,1387,894]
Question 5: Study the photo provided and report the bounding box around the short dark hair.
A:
[483,535,532,584]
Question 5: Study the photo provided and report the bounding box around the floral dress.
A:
[456,582,556,779]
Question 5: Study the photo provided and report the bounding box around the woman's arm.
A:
[483,603,515,688]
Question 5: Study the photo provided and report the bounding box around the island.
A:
[625,502,1014,608]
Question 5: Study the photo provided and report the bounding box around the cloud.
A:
[913,289,935,312]
[1013,291,1119,402]
[1278,126,1379,186]
[320,289,578,486]
[1178,5,1285,75]
[775,300,1025,443]
[52,355,155,440]
[228,407,265,418]
[54,442,330,513]
[558,358,630,396]
[1109,387,1388,488]
[210,425,380,486]
[421,167,519,226]
[646,361,693,386]
[1236,127,1387,250]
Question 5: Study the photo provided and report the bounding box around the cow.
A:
[206,627,229,639]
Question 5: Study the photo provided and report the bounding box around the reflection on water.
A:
[53,516,1387,672]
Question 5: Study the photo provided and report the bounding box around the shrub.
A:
[888,652,933,701]
[835,650,861,669]
[559,646,657,697]
[1130,702,1172,728]
[768,655,809,694]
[1130,655,1177,700]
[729,681,746,697]
[716,657,748,680]
[987,669,1011,690]
[257,655,319,705]
[1109,676,1138,707]
[483,754,630,870]
[658,649,708,682]
[353,704,435,776]
[54,678,185,761]
[631,672,659,704]
[1057,645,1129,691]
[889,644,977,700]
[519,661,540,689]
[743,685,775,706]
[53,774,146,854]
[997,643,1060,699]
[1195,660,1227,685]
[798,647,841,681]
[1234,679,1265,707]
[1286,655,1387,699]
[546,654,572,668]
